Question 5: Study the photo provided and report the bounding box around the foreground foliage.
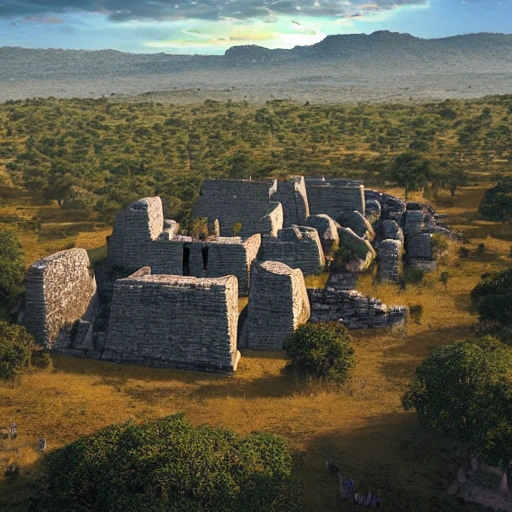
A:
[29,413,307,512]
[0,229,25,312]
[402,337,512,469]
[478,175,512,221]
[0,321,34,381]
[283,322,355,384]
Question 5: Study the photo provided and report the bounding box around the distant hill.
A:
[1,31,511,103]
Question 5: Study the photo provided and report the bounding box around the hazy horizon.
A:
[0,0,511,55]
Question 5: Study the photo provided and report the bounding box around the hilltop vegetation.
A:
[0,95,511,226]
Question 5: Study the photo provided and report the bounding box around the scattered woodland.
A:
[0,94,512,511]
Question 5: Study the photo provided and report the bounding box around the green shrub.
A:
[471,268,512,302]
[402,337,512,469]
[0,321,34,381]
[478,177,512,221]
[404,267,424,285]
[29,414,307,512]
[283,322,355,384]
[478,293,512,325]
[0,229,25,312]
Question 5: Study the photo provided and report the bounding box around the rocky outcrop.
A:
[338,211,375,241]
[305,214,340,254]
[337,226,376,271]
[241,261,310,350]
[103,269,240,373]
[22,248,98,349]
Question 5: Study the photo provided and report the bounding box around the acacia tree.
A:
[389,151,435,200]
[0,321,34,381]
[402,337,512,470]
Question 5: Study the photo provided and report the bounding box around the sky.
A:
[0,0,510,54]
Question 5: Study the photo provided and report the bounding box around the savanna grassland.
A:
[0,95,511,511]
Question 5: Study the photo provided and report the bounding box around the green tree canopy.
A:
[0,229,25,311]
[402,337,512,469]
[0,321,34,381]
[30,413,306,512]
[283,322,355,384]
[478,176,512,221]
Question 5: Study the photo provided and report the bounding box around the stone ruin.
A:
[22,248,98,350]
[240,261,310,350]
[19,175,451,374]
[102,268,240,373]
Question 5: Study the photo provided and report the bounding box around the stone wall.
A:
[23,248,98,348]
[377,239,404,282]
[108,197,165,269]
[305,179,366,220]
[364,190,406,221]
[103,270,240,373]
[241,261,310,350]
[406,232,432,260]
[308,276,407,329]
[270,176,310,228]
[259,226,325,276]
[192,179,283,237]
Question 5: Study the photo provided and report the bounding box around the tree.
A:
[478,176,512,221]
[0,321,34,381]
[389,151,434,200]
[402,337,512,469]
[283,322,355,384]
[0,229,25,311]
[30,414,306,512]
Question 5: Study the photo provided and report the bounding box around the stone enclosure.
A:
[20,176,450,374]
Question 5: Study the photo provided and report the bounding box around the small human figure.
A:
[38,437,46,453]
[10,421,17,440]
[344,478,355,501]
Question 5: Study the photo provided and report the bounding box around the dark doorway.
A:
[182,246,190,276]
[201,246,209,274]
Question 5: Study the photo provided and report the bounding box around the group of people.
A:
[343,478,381,508]
[6,420,46,453]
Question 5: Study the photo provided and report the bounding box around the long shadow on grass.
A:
[50,352,305,400]
[300,411,479,512]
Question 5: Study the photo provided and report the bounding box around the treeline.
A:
[0,95,511,222]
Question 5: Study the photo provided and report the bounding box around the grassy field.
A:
[1,183,511,510]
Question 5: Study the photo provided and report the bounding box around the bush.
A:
[0,321,34,381]
[283,322,355,384]
[30,414,306,512]
[402,337,512,469]
[471,268,512,303]
[478,176,512,221]
[0,229,25,312]
[478,293,512,325]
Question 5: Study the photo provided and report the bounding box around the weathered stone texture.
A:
[108,197,164,269]
[308,275,407,329]
[23,248,98,348]
[407,232,432,259]
[377,239,404,282]
[403,209,426,237]
[364,190,406,221]
[271,176,310,228]
[241,261,310,350]
[103,270,240,373]
[193,179,283,236]
[305,179,366,220]
[259,225,325,276]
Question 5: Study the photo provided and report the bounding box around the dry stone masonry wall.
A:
[241,261,310,350]
[377,239,404,282]
[193,179,283,237]
[23,248,98,349]
[270,176,310,228]
[259,225,325,276]
[103,269,240,373]
[305,179,366,220]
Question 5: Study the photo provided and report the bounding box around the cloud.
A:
[0,0,433,23]
[21,16,65,24]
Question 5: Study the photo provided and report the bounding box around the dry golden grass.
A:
[1,185,511,511]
